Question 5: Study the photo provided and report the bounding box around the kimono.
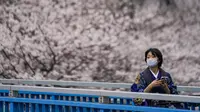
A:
[131,68,178,94]
[131,68,178,107]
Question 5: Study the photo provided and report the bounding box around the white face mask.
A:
[147,58,158,67]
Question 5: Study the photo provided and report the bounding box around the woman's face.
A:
[146,51,159,67]
[147,52,157,59]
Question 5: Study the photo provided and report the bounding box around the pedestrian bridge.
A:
[0,79,199,112]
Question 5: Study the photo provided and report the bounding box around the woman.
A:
[131,48,178,106]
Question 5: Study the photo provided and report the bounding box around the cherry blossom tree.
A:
[0,0,200,85]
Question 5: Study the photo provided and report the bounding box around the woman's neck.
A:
[149,66,159,74]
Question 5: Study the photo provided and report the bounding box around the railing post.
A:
[10,102,14,112]
[98,96,110,112]
[99,96,110,104]
[9,90,19,98]
[5,102,9,112]
[9,90,19,112]
[42,104,47,112]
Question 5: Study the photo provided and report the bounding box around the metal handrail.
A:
[0,79,200,92]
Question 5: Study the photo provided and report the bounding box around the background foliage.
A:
[0,0,200,86]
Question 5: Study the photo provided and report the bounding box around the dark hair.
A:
[145,48,163,68]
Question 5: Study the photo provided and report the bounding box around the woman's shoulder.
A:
[160,68,171,78]
[140,68,149,75]
[160,68,171,76]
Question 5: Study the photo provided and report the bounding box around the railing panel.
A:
[10,102,14,112]
[77,96,81,101]
[31,94,35,99]
[41,104,46,112]
[0,90,9,97]
[47,95,51,100]
[19,93,24,98]
[83,97,87,102]
[0,101,3,112]
[65,96,69,101]
[94,97,99,103]
[5,102,9,112]
[70,106,76,112]
[35,103,40,112]
[71,96,75,101]
[25,103,29,112]
[30,103,35,112]
[25,94,29,98]
[65,106,70,112]
[52,105,55,112]
[19,103,24,112]
[126,99,132,105]
[41,94,46,99]
[77,106,82,112]
[60,96,64,100]
[83,107,89,112]
[44,104,50,112]
[89,97,92,102]
[6,88,200,110]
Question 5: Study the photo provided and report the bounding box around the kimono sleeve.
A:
[167,73,178,94]
[131,73,147,92]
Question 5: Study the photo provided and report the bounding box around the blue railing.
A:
[0,90,133,105]
[0,90,9,97]
[0,97,196,112]
[0,80,200,111]
[15,90,200,110]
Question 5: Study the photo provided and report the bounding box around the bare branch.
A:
[38,24,57,75]
[16,37,35,76]
[1,49,19,74]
